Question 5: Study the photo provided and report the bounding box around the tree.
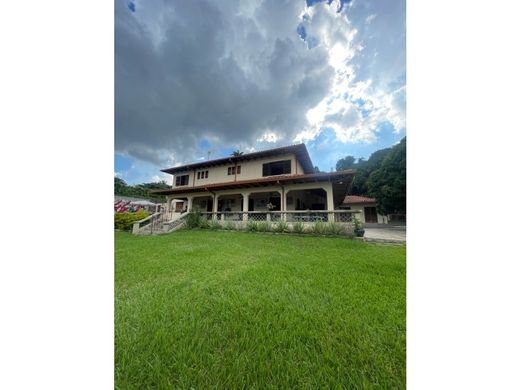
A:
[365,138,406,215]
[336,155,356,171]
[314,166,321,173]
[335,137,406,215]
[231,150,243,157]
[114,177,170,202]
[115,177,128,194]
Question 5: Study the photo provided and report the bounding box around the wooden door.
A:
[364,207,378,223]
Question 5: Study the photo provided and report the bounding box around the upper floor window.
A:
[227,166,241,175]
[197,170,209,180]
[262,160,291,176]
[175,174,189,186]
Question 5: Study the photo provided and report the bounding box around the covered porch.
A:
[157,170,357,224]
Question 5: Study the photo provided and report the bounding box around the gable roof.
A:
[343,195,377,204]
[161,144,314,175]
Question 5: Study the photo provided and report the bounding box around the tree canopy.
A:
[114,177,170,202]
[336,137,406,214]
[336,155,356,171]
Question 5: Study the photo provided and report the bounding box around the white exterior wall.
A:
[171,153,305,189]
[346,204,387,224]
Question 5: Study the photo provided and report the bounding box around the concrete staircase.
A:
[132,211,188,235]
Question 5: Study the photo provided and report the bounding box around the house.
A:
[152,144,357,224]
[341,195,388,224]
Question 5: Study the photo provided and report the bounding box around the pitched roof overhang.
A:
[343,195,377,204]
[161,144,314,175]
[152,170,355,196]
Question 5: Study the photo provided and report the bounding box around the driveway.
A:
[363,224,406,243]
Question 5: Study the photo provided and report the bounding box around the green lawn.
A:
[115,230,406,389]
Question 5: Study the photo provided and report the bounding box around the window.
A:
[175,174,189,186]
[262,160,291,176]
[227,166,241,175]
[197,170,209,179]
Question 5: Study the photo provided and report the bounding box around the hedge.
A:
[114,210,150,231]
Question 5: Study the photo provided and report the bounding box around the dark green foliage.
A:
[186,210,204,229]
[326,222,345,235]
[246,220,258,232]
[273,220,289,233]
[336,137,406,215]
[199,218,210,229]
[223,221,236,230]
[257,221,272,232]
[311,221,326,235]
[335,155,356,170]
[291,221,305,234]
[365,138,406,214]
[208,220,222,230]
[114,177,170,202]
[114,210,149,231]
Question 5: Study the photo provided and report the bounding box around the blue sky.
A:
[115,0,405,184]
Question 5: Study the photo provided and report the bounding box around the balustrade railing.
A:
[190,210,361,223]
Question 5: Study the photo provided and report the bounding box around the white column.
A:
[187,196,194,212]
[242,192,249,221]
[277,190,285,221]
[325,185,334,222]
[212,194,219,220]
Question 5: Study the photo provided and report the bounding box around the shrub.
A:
[247,220,258,232]
[223,221,236,230]
[273,219,289,233]
[291,221,305,234]
[353,216,363,231]
[199,218,210,229]
[114,210,150,231]
[186,209,203,229]
[208,220,222,230]
[311,221,326,235]
[257,221,272,232]
[327,222,345,235]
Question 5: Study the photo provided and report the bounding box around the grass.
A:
[115,230,406,389]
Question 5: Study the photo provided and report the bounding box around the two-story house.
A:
[152,144,356,223]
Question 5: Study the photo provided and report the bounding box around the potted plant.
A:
[353,216,365,237]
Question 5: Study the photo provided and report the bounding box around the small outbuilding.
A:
[341,195,388,224]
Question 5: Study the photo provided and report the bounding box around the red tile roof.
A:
[343,195,377,204]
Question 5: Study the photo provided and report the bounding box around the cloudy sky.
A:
[115,0,405,184]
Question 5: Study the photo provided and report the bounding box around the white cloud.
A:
[294,3,405,146]
[365,14,377,25]
[257,131,280,143]
[116,0,405,170]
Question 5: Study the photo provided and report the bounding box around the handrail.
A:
[132,212,161,234]
[164,212,189,232]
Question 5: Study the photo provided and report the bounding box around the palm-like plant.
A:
[231,150,243,157]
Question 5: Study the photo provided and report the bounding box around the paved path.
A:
[364,225,406,243]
